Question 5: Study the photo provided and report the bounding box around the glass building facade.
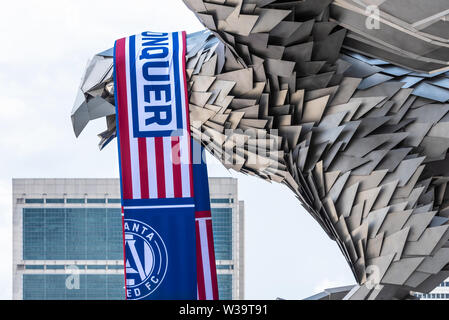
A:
[208,177,245,300]
[211,206,234,299]
[211,207,233,261]
[21,206,125,300]
[23,274,124,300]
[217,274,233,300]
[13,178,244,300]
[23,208,123,261]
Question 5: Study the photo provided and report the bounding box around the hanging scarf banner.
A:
[113,31,218,300]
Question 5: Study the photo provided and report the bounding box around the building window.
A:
[46,265,65,270]
[66,199,85,204]
[211,208,233,260]
[107,265,124,270]
[46,199,64,204]
[22,208,123,260]
[211,198,232,204]
[217,274,233,300]
[23,274,125,300]
[25,265,45,270]
[25,199,44,204]
[108,199,121,204]
[217,265,234,270]
[87,199,106,204]
[87,265,107,270]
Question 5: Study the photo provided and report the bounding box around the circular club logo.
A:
[124,219,168,300]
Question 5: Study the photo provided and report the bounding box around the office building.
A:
[13,178,244,300]
[209,177,244,300]
[415,280,449,300]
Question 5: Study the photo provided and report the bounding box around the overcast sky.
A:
[0,0,355,300]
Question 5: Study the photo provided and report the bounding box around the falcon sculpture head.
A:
[71,0,449,300]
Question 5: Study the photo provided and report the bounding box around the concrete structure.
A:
[13,178,244,300]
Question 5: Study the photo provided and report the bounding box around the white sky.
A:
[0,0,355,300]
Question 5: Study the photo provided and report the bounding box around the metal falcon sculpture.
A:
[72,0,449,300]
